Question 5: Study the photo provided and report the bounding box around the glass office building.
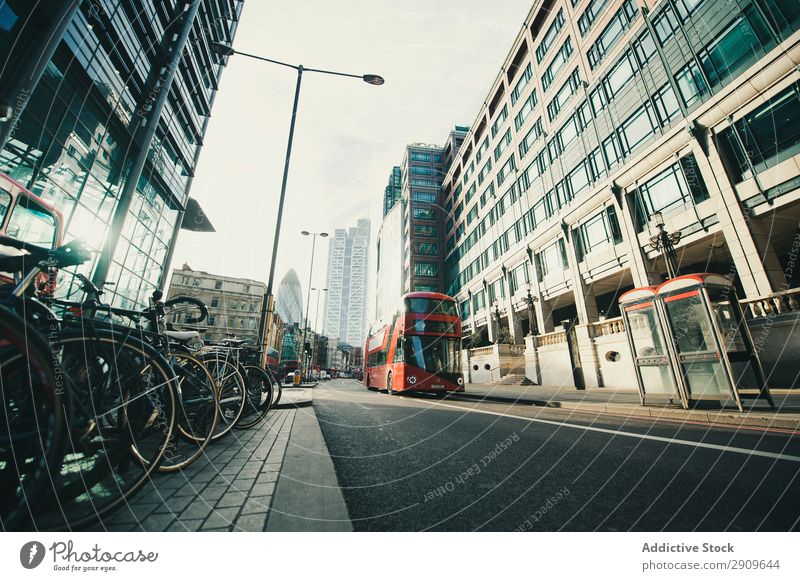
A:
[0,1,243,308]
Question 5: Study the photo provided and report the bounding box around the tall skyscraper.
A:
[383,166,401,216]
[323,219,370,347]
[276,268,303,326]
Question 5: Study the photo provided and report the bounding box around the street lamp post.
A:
[648,211,682,280]
[299,231,327,381]
[210,42,384,369]
[311,286,328,379]
[525,287,539,336]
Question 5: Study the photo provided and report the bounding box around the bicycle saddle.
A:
[164,329,201,341]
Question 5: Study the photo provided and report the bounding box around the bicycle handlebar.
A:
[0,236,92,270]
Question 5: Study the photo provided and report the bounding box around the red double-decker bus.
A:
[364,292,464,394]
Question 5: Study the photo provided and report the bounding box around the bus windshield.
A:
[6,196,57,248]
[404,297,457,316]
[404,336,460,374]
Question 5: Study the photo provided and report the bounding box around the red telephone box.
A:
[655,274,773,412]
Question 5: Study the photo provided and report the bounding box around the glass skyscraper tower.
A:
[0,1,243,308]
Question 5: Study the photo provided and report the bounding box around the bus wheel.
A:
[386,372,395,395]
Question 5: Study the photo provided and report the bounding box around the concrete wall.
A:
[748,314,800,389]
[594,333,638,389]
[536,341,574,388]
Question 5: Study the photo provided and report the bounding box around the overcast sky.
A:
[171,0,532,323]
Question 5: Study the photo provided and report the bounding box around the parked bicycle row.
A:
[0,235,281,531]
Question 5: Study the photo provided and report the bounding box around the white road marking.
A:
[424,400,800,464]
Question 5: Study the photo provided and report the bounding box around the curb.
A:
[452,393,800,431]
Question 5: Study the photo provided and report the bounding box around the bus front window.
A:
[404,336,460,374]
[6,197,57,248]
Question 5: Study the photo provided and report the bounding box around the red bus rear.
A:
[364,292,464,393]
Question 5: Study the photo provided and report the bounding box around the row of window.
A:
[541,37,573,92]
[586,0,638,70]
[536,8,565,64]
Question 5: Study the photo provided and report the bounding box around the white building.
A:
[323,219,371,348]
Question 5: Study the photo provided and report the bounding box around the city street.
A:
[314,379,800,532]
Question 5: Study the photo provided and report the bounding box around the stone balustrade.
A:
[591,316,626,337]
[742,287,800,319]
[536,330,567,347]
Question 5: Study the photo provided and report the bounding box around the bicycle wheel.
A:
[201,354,246,442]
[0,308,66,531]
[157,353,219,472]
[235,365,274,429]
[272,375,283,407]
[34,328,178,530]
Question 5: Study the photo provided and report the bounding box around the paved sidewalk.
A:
[456,383,800,430]
[93,387,347,531]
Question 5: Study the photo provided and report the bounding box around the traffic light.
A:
[304,342,311,354]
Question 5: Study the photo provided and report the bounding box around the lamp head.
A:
[320,232,329,237]
[651,211,664,228]
[210,42,235,57]
[301,231,310,236]
[362,74,385,86]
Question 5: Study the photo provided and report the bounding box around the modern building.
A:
[437,0,800,387]
[323,219,371,347]
[0,1,243,309]
[375,127,468,322]
[276,268,303,326]
[166,264,284,357]
[383,166,402,216]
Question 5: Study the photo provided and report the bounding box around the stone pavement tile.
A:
[229,477,255,492]
[155,495,194,514]
[233,513,268,532]
[237,467,262,479]
[180,501,215,521]
[202,507,240,529]
[240,497,271,515]
[256,471,279,485]
[171,483,204,497]
[105,502,160,525]
[139,512,176,531]
[198,485,228,503]
[200,526,232,532]
[249,482,276,498]
[215,490,247,508]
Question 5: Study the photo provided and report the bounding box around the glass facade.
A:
[0,1,243,309]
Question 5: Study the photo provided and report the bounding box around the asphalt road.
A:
[314,379,800,532]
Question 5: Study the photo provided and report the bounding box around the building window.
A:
[465,183,476,204]
[411,151,432,162]
[208,315,215,326]
[509,263,530,294]
[574,206,623,262]
[413,207,437,220]
[415,242,438,255]
[631,154,710,231]
[412,191,437,204]
[510,63,533,104]
[477,159,493,185]
[760,0,800,37]
[519,118,543,158]
[211,298,219,308]
[514,91,538,131]
[415,262,439,277]
[578,0,611,36]
[536,8,566,64]
[716,86,800,184]
[618,102,659,154]
[414,224,438,237]
[411,165,434,175]
[488,278,505,303]
[214,280,222,290]
[472,289,486,311]
[535,239,569,280]
[460,299,470,320]
[491,105,509,138]
[494,128,513,160]
[541,37,573,91]
[675,61,708,108]
[586,0,638,70]
[475,136,490,162]
[496,156,517,187]
[696,8,773,91]
[547,68,581,121]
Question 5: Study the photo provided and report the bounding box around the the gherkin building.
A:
[276,269,303,326]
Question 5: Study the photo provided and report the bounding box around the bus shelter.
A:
[655,274,774,412]
[619,286,686,408]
